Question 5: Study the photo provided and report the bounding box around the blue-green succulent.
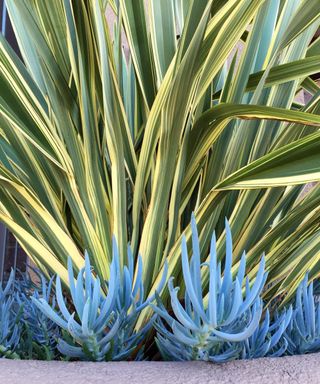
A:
[240,307,292,359]
[285,274,320,355]
[0,271,21,358]
[153,216,267,362]
[16,271,60,359]
[32,238,167,361]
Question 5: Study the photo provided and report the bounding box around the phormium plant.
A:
[0,0,319,361]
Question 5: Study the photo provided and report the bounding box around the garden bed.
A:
[1,353,320,384]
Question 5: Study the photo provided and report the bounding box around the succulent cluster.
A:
[153,216,320,362]
[16,272,60,359]
[285,274,320,355]
[0,271,21,358]
[1,218,320,362]
[239,307,292,359]
[154,217,267,362]
[32,238,167,361]
[0,268,60,359]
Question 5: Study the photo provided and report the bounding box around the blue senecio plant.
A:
[0,271,21,358]
[16,272,60,359]
[285,274,320,355]
[32,238,167,361]
[239,307,292,359]
[153,215,267,362]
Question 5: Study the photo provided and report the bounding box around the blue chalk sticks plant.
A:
[0,271,21,358]
[0,0,320,363]
[15,272,60,360]
[285,275,320,355]
[32,239,167,361]
[153,217,267,362]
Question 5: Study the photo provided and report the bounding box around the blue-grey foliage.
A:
[0,271,21,358]
[239,306,292,359]
[15,271,60,359]
[154,215,267,362]
[32,238,167,361]
[284,274,320,355]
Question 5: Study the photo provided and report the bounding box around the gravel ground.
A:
[1,353,320,384]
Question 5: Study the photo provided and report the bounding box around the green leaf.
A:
[216,130,320,189]
[278,0,320,50]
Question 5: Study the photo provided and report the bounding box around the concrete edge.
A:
[0,353,320,384]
